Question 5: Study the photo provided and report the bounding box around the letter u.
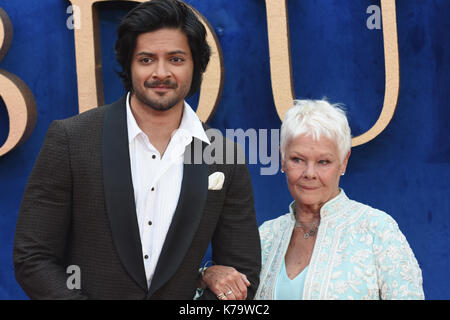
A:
[265,0,399,147]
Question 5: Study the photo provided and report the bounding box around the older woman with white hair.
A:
[199,99,424,300]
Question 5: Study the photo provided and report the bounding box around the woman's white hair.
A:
[280,99,352,163]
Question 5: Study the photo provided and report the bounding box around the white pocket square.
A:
[208,172,225,190]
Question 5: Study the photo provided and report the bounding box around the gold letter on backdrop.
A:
[352,1,399,147]
[265,0,399,147]
[264,0,294,124]
[69,0,224,122]
[0,7,37,157]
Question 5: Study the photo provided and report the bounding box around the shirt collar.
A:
[289,189,349,221]
[177,100,211,145]
[126,92,143,144]
[126,92,210,145]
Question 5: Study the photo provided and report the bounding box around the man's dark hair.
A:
[114,0,211,97]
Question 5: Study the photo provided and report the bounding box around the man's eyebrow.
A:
[168,50,188,55]
[135,50,188,56]
[136,51,154,56]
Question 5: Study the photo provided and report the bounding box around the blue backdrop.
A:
[0,0,449,299]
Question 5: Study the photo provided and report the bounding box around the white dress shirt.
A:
[126,92,210,288]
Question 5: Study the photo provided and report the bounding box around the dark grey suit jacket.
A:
[13,96,261,299]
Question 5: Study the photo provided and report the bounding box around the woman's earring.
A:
[341,172,345,176]
[281,169,285,173]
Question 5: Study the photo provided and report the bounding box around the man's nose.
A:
[152,61,171,79]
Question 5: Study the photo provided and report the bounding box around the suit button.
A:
[148,221,152,226]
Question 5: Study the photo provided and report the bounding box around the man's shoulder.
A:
[201,125,247,166]
[58,105,107,128]
[43,106,108,148]
[54,96,126,134]
[201,124,243,151]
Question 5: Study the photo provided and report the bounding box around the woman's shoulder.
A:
[258,212,292,245]
[259,212,292,232]
[350,198,394,217]
[344,198,401,233]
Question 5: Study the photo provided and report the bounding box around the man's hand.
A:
[199,265,250,300]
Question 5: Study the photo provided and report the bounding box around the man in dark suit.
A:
[13,0,260,300]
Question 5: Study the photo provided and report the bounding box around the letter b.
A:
[0,7,37,157]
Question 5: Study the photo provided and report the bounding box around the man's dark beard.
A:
[135,80,180,111]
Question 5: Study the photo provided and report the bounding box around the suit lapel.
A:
[148,140,209,297]
[102,95,148,292]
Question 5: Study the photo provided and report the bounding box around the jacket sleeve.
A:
[200,143,261,300]
[13,120,87,299]
[374,214,425,300]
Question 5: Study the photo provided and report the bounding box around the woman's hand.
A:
[199,265,250,300]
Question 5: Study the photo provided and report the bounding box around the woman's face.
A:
[282,134,350,212]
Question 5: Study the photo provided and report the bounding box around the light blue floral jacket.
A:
[255,190,424,300]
